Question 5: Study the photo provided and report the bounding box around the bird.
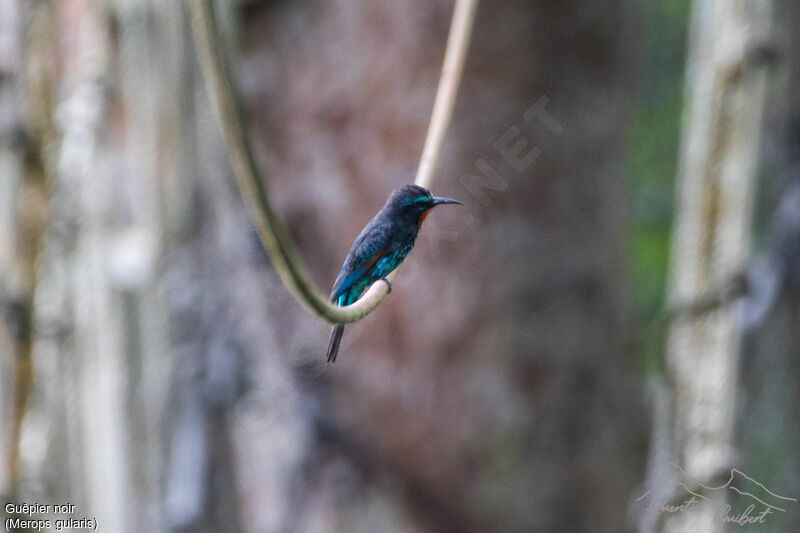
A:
[326,184,462,363]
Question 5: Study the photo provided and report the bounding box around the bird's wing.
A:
[330,222,392,302]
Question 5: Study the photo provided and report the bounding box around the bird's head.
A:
[385,184,462,224]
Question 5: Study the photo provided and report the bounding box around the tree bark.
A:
[662,1,772,531]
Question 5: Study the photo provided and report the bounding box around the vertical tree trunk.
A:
[0,0,55,503]
[31,1,132,531]
[0,0,23,498]
[663,1,772,531]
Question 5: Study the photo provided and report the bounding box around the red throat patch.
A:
[419,210,431,225]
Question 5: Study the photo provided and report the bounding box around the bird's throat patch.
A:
[419,210,431,225]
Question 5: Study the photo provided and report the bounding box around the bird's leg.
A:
[381,278,392,294]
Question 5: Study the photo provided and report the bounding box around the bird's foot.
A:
[381,278,392,293]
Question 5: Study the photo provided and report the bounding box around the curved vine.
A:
[186,0,478,324]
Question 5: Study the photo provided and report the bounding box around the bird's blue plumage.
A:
[326,184,462,362]
[330,222,392,302]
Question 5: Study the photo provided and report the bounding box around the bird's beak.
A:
[431,196,463,206]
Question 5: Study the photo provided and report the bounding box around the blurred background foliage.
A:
[626,0,690,376]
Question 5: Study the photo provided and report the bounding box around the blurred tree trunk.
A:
[28,2,133,531]
[0,0,54,503]
[0,0,23,498]
[662,1,772,532]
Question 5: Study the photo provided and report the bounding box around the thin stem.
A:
[415,0,478,190]
[186,0,477,324]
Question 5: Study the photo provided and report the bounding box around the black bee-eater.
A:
[326,184,462,363]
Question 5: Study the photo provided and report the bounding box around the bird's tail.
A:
[326,324,345,363]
